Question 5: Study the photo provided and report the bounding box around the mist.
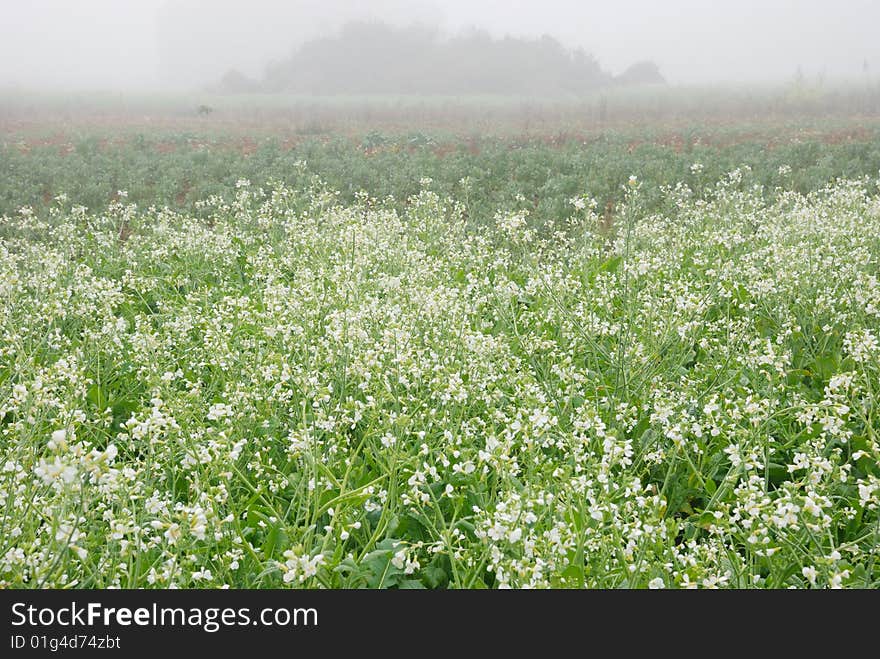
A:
[1,0,879,91]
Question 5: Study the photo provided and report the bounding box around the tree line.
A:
[213,22,664,95]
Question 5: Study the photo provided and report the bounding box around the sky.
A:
[0,0,878,89]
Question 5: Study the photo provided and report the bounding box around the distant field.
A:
[1,90,880,589]
[3,81,880,133]
[3,88,880,221]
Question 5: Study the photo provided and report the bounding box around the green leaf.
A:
[86,383,106,409]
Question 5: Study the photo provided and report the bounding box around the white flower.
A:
[164,524,181,545]
[391,549,407,569]
[802,566,818,585]
[49,429,67,449]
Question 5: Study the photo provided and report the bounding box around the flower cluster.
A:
[0,173,878,588]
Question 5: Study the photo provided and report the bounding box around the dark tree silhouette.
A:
[614,61,666,86]
[214,69,262,94]
[243,22,657,96]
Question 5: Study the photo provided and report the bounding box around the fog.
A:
[1,0,878,90]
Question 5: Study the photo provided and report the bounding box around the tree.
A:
[248,22,623,96]
[615,61,666,86]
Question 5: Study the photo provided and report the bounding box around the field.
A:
[1,91,880,588]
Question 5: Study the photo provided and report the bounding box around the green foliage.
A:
[4,127,879,227]
[1,117,880,589]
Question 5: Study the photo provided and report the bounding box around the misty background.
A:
[1,0,879,91]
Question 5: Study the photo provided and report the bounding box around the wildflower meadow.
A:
[2,162,879,588]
